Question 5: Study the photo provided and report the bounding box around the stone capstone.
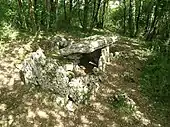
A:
[59,36,117,56]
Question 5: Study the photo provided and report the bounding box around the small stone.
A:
[0,104,7,111]
[66,101,76,112]
[37,110,49,119]
[64,63,74,71]
[92,67,100,75]
[115,52,120,56]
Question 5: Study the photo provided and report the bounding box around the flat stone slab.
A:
[59,36,117,56]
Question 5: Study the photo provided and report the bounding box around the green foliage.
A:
[140,54,170,103]
[0,0,169,40]
[106,7,124,33]
[140,42,170,120]
[0,0,110,33]
[0,0,16,25]
[106,0,170,40]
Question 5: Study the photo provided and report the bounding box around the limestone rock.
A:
[20,48,100,106]
[21,48,69,97]
[98,46,110,71]
[20,35,117,110]
[59,36,117,56]
[20,48,46,86]
[64,63,74,71]
[53,36,71,49]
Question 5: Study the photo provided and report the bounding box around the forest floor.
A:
[0,32,168,127]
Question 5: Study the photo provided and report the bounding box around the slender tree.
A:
[82,0,89,31]
[135,0,142,36]
[63,0,67,21]
[146,0,160,40]
[69,0,73,24]
[128,0,135,37]
[28,0,36,31]
[100,0,107,28]
[90,0,102,30]
[123,0,126,34]
[55,0,59,24]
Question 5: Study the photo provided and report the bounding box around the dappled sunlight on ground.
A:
[0,35,164,127]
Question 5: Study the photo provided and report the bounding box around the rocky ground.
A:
[0,34,165,127]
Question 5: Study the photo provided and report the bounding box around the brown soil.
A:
[0,37,164,127]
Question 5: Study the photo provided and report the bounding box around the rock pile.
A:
[19,35,117,110]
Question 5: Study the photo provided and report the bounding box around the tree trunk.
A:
[144,13,150,35]
[50,0,56,25]
[94,0,102,23]
[17,0,22,26]
[101,0,107,28]
[123,0,126,34]
[78,0,83,27]
[17,0,27,28]
[90,0,102,30]
[63,0,67,21]
[34,0,39,30]
[92,0,97,23]
[28,0,36,32]
[146,0,160,40]
[46,0,51,30]
[69,0,73,24]
[55,0,59,24]
[128,0,135,37]
[144,1,153,36]
[83,0,89,31]
[135,0,142,36]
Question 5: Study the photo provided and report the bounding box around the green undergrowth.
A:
[140,47,170,124]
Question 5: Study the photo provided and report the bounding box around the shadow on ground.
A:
[0,35,165,127]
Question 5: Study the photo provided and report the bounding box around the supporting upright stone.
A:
[98,46,110,71]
